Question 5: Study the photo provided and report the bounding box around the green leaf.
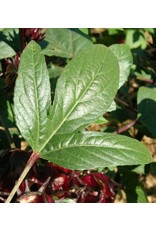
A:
[118,167,148,202]
[0,41,16,59]
[14,41,51,151]
[14,43,119,153]
[42,28,93,58]
[48,64,64,79]
[79,28,89,35]
[94,116,108,125]
[136,185,148,203]
[59,198,76,203]
[131,164,145,174]
[0,28,21,52]
[125,29,147,49]
[108,28,124,35]
[107,100,116,112]
[46,44,119,137]
[109,44,133,88]
[137,87,156,137]
[41,132,152,170]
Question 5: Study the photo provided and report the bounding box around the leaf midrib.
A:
[39,50,108,153]
[32,47,40,150]
[46,143,142,153]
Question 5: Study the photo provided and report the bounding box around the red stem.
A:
[114,118,138,134]
[5,151,40,203]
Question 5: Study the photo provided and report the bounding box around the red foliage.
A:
[0,150,122,203]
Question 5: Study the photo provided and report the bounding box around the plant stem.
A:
[114,118,138,134]
[5,151,40,203]
[115,97,137,113]
[136,76,154,84]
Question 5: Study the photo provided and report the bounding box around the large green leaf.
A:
[137,87,156,137]
[109,44,133,88]
[41,28,93,58]
[40,132,152,170]
[0,41,16,59]
[45,44,119,138]
[14,42,119,153]
[14,41,51,151]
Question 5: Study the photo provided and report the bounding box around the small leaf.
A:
[0,29,21,53]
[42,28,93,58]
[0,41,16,59]
[137,87,156,137]
[131,164,145,174]
[125,29,147,49]
[136,185,148,203]
[41,132,152,170]
[108,28,124,35]
[79,28,89,35]
[59,198,76,203]
[46,44,119,137]
[14,41,51,151]
[109,44,133,88]
[94,116,108,125]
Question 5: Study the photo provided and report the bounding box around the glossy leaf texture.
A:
[45,44,119,139]
[0,41,16,59]
[137,86,156,137]
[41,28,93,58]
[40,132,152,170]
[14,41,51,151]
[109,44,133,88]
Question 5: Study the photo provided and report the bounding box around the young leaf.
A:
[41,28,93,58]
[46,44,119,137]
[109,44,133,88]
[40,132,152,170]
[14,41,51,151]
[137,86,156,137]
[0,41,16,59]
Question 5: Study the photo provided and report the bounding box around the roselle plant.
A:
[4,38,152,203]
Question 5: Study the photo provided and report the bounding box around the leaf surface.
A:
[14,43,120,155]
[46,44,119,138]
[137,86,156,137]
[0,41,16,59]
[109,44,133,88]
[41,132,152,170]
[14,41,51,151]
[42,28,93,58]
